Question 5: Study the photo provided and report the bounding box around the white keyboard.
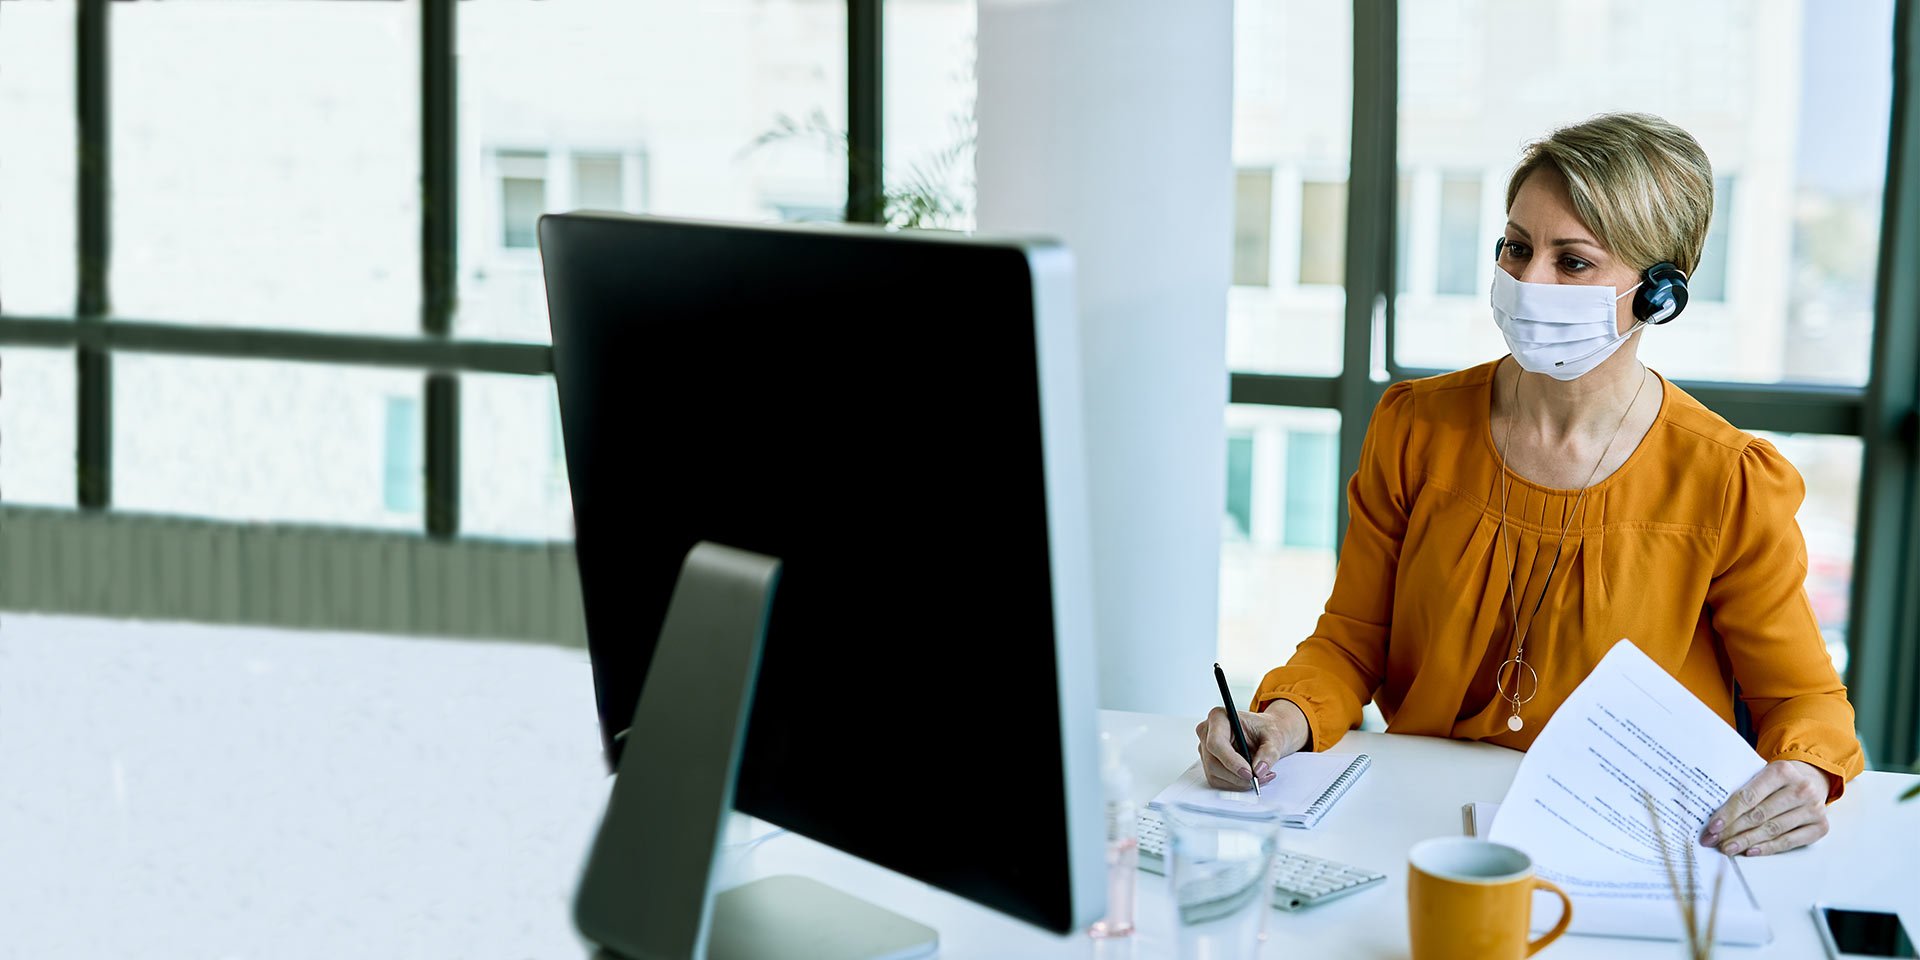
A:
[1136,808,1386,912]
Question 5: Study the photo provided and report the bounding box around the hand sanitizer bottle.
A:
[1087,731,1137,938]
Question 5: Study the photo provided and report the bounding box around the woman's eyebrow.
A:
[1506,222,1601,249]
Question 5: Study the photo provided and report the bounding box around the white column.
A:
[976,0,1234,716]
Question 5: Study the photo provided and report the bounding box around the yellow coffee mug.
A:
[1407,837,1572,960]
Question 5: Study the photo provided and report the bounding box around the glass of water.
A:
[1163,804,1281,960]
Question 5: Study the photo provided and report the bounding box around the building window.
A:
[1233,169,1273,287]
[1225,433,1255,539]
[1394,174,1413,294]
[383,396,421,514]
[1298,180,1347,287]
[1282,428,1336,549]
[1436,175,1481,296]
[498,149,547,249]
[572,152,624,211]
[1689,174,1734,302]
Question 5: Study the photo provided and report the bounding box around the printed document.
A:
[1487,639,1772,945]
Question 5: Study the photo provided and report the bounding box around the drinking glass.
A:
[1163,804,1281,960]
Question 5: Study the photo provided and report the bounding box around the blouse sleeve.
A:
[1250,381,1413,751]
[1707,437,1865,801]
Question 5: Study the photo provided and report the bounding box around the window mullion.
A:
[1851,0,1920,769]
[1335,0,1397,550]
[846,0,882,224]
[422,0,458,538]
[76,0,110,511]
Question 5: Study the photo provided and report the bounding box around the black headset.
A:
[1494,237,1689,325]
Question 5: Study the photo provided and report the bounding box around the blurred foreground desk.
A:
[8,613,1912,958]
[708,711,1920,959]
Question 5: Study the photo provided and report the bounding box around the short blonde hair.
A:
[1505,113,1715,277]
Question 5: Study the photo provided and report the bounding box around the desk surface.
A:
[5,613,1914,958]
[723,711,1920,959]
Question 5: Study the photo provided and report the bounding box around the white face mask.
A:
[1490,268,1644,381]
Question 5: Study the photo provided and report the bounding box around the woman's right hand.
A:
[1194,700,1312,791]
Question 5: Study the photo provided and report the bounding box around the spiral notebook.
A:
[1147,753,1371,828]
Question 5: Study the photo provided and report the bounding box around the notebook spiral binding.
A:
[1305,754,1370,816]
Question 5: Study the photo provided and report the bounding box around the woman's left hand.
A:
[1701,759,1831,857]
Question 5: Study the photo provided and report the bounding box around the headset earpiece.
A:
[1633,261,1689,325]
[1493,237,1507,261]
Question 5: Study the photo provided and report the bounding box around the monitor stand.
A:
[708,875,937,960]
[573,541,939,960]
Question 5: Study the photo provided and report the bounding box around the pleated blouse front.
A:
[1251,358,1864,799]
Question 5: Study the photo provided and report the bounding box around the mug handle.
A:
[1526,877,1573,956]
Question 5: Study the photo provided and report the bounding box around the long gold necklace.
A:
[1494,361,1650,732]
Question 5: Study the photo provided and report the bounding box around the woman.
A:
[1197,113,1863,858]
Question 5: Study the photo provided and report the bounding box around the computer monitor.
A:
[539,212,1106,938]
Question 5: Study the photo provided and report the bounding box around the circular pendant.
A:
[1508,714,1524,732]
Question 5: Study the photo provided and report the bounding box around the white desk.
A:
[717,711,1920,959]
[5,613,1914,958]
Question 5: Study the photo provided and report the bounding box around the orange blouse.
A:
[1252,359,1865,799]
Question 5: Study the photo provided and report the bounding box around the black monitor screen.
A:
[540,214,1079,933]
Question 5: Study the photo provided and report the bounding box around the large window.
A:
[0,0,877,543]
[0,0,1914,765]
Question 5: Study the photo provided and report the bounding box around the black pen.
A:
[1213,662,1260,797]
